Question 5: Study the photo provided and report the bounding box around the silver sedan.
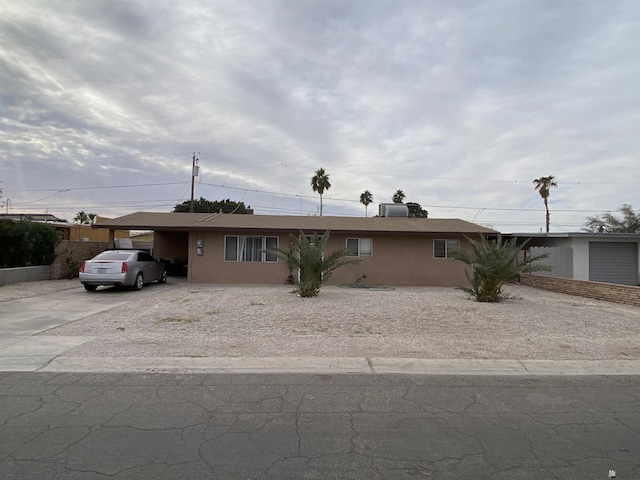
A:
[79,250,167,291]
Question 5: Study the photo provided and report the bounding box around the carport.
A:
[94,217,191,277]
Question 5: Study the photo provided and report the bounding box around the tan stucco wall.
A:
[184,230,474,287]
[60,225,129,242]
[154,231,189,263]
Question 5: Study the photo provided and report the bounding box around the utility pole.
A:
[189,152,199,213]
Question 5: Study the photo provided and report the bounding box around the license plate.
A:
[97,268,107,273]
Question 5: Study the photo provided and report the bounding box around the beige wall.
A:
[154,231,189,263]
[185,230,474,287]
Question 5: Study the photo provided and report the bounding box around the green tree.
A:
[266,230,360,297]
[533,175,558,233]
[392,189,405,203]
[583,204,640,233]
[449,235,550,303]
[311,168,331,217]
[173,197,254,214]
[0,221,61,268]
[406,202,428,218]
[359,190,373,217]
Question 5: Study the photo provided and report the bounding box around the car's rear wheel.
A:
[133,273,144,291]
[159,269,167,283]
[84,284,98,292]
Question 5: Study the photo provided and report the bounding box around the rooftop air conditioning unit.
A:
[378,203,409,217]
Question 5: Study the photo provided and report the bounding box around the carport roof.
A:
[95,212,498,235]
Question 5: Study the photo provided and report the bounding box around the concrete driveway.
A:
[0,281,178,371]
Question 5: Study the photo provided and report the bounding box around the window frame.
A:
[433,239,459,259]
[346,237,373,258]
[224,235,279,263]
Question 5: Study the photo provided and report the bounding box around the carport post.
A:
[108,228,115,248]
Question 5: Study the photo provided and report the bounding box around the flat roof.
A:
[505,232,640,239]
[95,212,499,235]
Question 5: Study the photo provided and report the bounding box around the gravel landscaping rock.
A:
[29,281,640,361]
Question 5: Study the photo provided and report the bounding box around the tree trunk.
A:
[544,198,550,232]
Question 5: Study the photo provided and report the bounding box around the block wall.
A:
[520,274,640,308]
[51,241,110,279]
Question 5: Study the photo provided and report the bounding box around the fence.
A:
[0,266,51,286]
[50,241,111,280]
[520,273,640,308]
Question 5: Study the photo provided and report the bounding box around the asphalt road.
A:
[1,372,639,479]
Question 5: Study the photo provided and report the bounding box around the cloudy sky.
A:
[1,0,639,232]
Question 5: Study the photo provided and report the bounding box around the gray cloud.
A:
[1,0,639,230]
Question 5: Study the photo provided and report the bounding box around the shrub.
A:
[266,230,360,297]
[449,235,550,303]
[0,221,61,268]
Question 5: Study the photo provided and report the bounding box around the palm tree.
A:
[449,236,550,302]
[359,190,373,217]
[392,189,405,203]
[266,230,360,297]
[533,175,558,232]
[311,168,331,217]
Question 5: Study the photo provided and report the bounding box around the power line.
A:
[5,182,189,193]
[196,151,640,185]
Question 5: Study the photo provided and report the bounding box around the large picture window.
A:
[225,236,278,262]
[346,238,372,257]
[433,239,459,258]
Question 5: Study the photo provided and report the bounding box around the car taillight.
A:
[79,261,86,273]
[121,261,128,273]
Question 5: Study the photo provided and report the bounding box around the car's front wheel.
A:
[159,269,167,283]
[84,284,98,292]
[133,273,144,291]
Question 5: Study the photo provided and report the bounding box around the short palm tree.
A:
[533,175,558,232]
[266,230,360,297]
[449,235,550,303]
[360,190,373,217]
[392,189,405,203]
[311,168,331,217]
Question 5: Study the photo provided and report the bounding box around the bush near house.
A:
[0,221,62,268]
[266,230,360,297]
[450,235,550,303]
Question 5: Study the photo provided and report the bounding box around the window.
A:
[433,239,459,258]
[225,236,278,262]
[137,252,156,262]
[346,238,372,257]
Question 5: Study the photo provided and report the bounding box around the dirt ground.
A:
[11,279,639,361]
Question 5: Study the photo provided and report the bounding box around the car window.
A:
[93,252,131,261]
[137,252,156,262]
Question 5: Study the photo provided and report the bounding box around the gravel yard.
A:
[14,280,640,361]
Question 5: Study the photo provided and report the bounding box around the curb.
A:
[31,357,640,375]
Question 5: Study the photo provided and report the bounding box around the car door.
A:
[137,252,159,281]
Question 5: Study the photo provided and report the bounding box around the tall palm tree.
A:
[392,189,405,203]
[533,175,558,232]
[359,190,373,217]
[311,168,331,217]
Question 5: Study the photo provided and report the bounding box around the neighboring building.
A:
[94,212,498,287]
[0,213,67,223]
[0,213,129,242]
[506,232,640,286]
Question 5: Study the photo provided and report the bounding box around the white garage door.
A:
[589,242,638,285]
